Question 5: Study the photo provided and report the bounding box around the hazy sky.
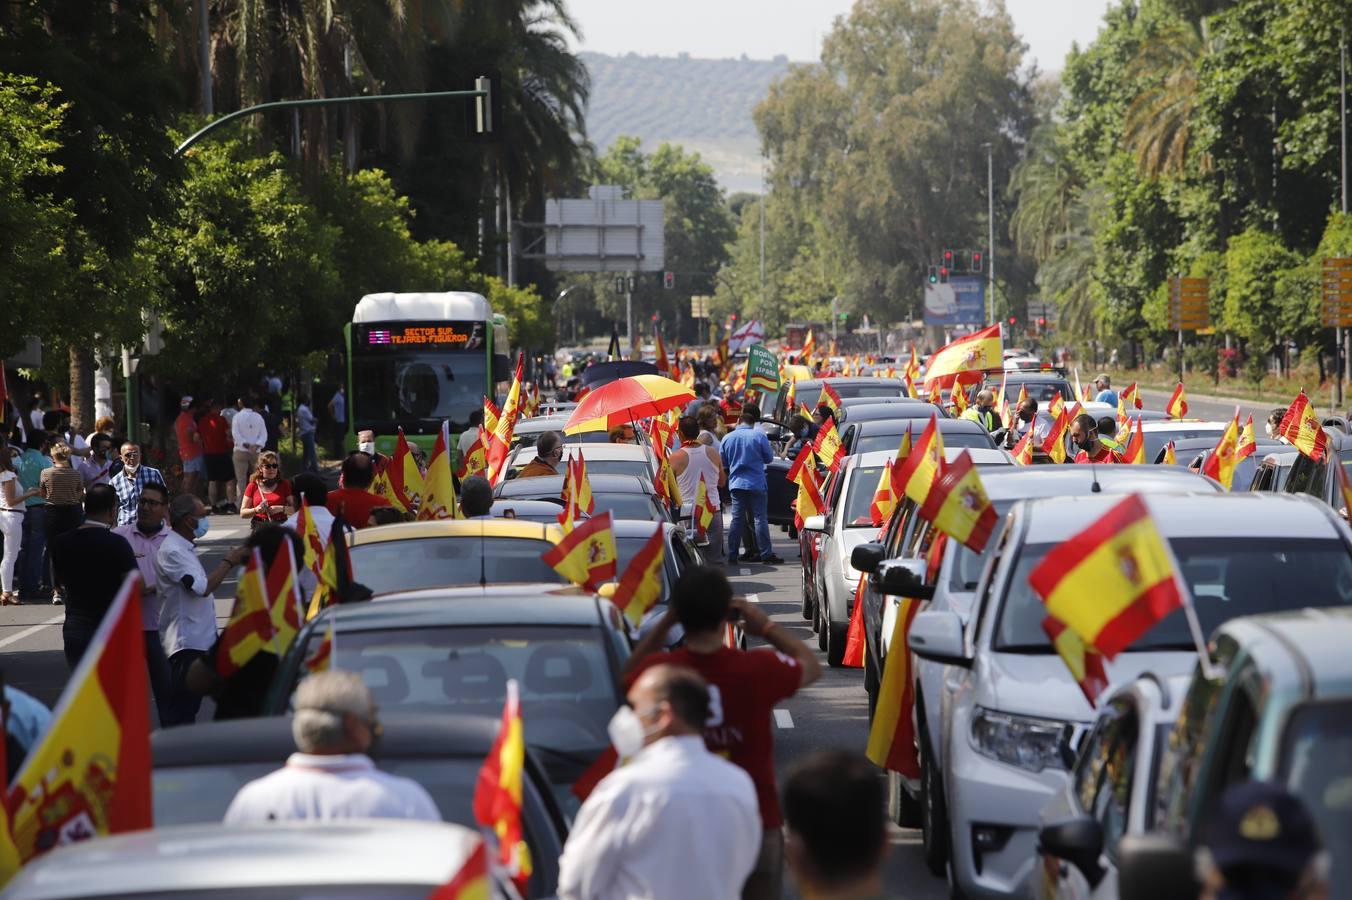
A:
[567,0,1113,71]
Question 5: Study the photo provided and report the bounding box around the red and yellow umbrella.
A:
[563,374,695,434]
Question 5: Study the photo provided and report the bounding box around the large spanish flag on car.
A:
[474,681,531,894]
[893,415,944,506]
[419,421,459,519]
[611,526,665,627]
[387,428,425,513]
[8,573,151,864]
[1027,495,1184,659]
[793,461,826,531]
[1278,389,1328,461]
[865,596,922,777]
[812,417,845,472]
[542,511,617,591]
[917,451,997,552]
[922,324,1002,389]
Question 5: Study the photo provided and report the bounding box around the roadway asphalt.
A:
[0,511,947,899]
[1137,387,1280,425]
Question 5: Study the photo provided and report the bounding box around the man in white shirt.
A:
[156,494,247,726]
[224,670,440,823]
[558,664,760,900]
[112,480,174,725]
[230,396,267,492]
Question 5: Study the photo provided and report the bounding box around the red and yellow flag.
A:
[308,513,354,620]
[868,459,897,527]
[792,462,825,530]
[812,417,845,472]
[295,497,326,578]
[426,838,491,900]
[1027,495,1184,659]
[654,332,670,374]
[611,526,665,627]
[950,378,969,416]
[0,723,19,888]
[817,382,843,415]
[1011,429,1035,465]
[495,351,526,448]
[923,323,1002,390]
[786,441,815,488]
[1165,383,1188,419]
[903,343,920,387]
[304,621,335,673]
[8,573,151,864]
[841,577,867,668]
[1163,440,1177,466]
[893,415,945,505]
[458,426,488,480]
[558,452,594,531]
[865,596,922,777]
[1121,417,1146,465]
[653,457,682,510]
[473,680,531,894]
[387,428,425,513]
[927,379,943,406]
[1121,381,1143,410]
[800,329,817,367]
[1041,395,1070,464]
[1042,616,1109,708]
[1235,415,1257,461]
[265,537,304,653]
[917,450,998,552]
[217,549,275,677]
[542,511,618,591]
[1278,390,1328,461]
[482,394,502,435]
[419,422,458,520]
[1335,455,1352,524]
[1200,413,1241,490]
[693,474,716,542]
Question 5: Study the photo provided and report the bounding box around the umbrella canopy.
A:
[563,374,695,434]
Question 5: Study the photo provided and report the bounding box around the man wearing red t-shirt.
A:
[625,566,823,900]
[1070,413,1121,464]
[325,452,391,528]
[198,399,236,514]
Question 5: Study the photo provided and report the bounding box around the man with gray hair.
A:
[517,430,563,478]
[224,669,439,823]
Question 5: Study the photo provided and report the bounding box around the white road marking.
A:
[0,615,64,650]
[774,708,794,729]
[746,593,760,604]
[739,568,751,576]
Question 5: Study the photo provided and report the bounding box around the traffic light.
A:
[942,249,954,271]
[663,271,675,290]
[928,265,938,285]
[1008,316,1017,330]
[939,266,949,284]
[1037,316,1046,330]
[971,251,983,273]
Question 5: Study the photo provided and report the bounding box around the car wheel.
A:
[825,615,847,667]
[921,730,950,877]
[801,579,813,620]
[816,600,828,649]
[887,769,922,828]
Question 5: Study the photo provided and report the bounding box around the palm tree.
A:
[1009,123,1081,262]
[1122,17,1214,178]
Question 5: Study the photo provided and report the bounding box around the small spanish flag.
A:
[427,838,491,900]
[868,459,897,527]
[1027,494,1184,659]
[1278,389,1328,461]
[265,539,304,654]
[542,511,617,591]
[841,577,867,668]
[654,332,670,374]
[893,415,944,506]
[611,526,665,626]
[387,428,424,513]
[813,417,846,472]
[792,462,825,530]
[1235,415,1257,461]
[304,620,334,673]
[1011,429,1035,465]
[1041,396,1069,464]
[458,426,488,480]
[473,681,532,895]
[0,724,19,888]
[817,382,843,416]
[1163,440,1177,466]
[419,422,459,519]
[1121,381,1143,410]
[865,595,922,777]
[950,379,969,415]
[800,329,816,367]
[1042,615,1109,708]
[1121,417,1146,465]
[1165,382,1188,419]
[217,549,275,677]
[917,450,997,552]
[693,474,716,542]
[786,441,815,488]
[482,394,501,434]
[295,498,326,578]
[1200,413,1241,490]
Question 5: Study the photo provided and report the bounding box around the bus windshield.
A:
[352,349,486,436]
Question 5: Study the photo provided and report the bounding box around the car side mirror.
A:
[874,559,933,600]
[1037,817,1105,887]
[907,610,967,666]
[1116,833,1198,900]
[1058,722,1081,771]
[851,542,886,574]
[801,515,827,532]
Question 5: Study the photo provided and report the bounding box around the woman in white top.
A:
[1,440,40,605]
[671,415,725,564]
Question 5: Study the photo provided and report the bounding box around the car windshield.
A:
[995,537,1352,652]
[515,430,609,448]
[591,492,661,520]
[351,350,484,435]
[1144,427,1226,465]
[1279,699,1352,888]
[349,536,567,594]
[833,384,902,401]
[855,430,995,454]
[573,459,651,479]
[1005,381,1071,402]
[300,625,617,752]
[841,466,886,528]
[610,534,672,601]
[948,500,1016,590]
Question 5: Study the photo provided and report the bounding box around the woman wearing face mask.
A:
[239,451,294,529]
[1266,407,1286,439]
[1,440,41,605]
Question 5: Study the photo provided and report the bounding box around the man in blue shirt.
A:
[14,434,53,600]
[719,403,784,565]
[1092,374,1118,408]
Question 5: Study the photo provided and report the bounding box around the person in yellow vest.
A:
[1096,417,1124,454]
[960,389,999,432]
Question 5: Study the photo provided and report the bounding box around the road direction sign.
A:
[1321,258,1352,328]
[1167,276,1210,331]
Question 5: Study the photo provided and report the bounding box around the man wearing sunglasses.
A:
[109,442,165,527]
[224,670,439,823]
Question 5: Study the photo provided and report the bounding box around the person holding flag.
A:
[670,416,725,564]
[224,669,440,823]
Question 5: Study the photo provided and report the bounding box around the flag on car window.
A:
[419,422,459,518]
[611,526,665,627]
[865,595,922,777]
[217,549,275,677]
[812,417,845,472]
[1027,494,1184,659]
[542,511,617,591]
[1121,417,1146,465]
[1165,382,1188,418]
[894,414,944,506]
[1200,412,1241,490]
[917,451,997,552]
[1278,389,1328,461]
[474,680,532,895]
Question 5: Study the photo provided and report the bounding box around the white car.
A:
[1033,673,1191,900]
[907,492,1352,899]
[802,447,1012,667]
[502,442,658,481]
[0,820,509,899]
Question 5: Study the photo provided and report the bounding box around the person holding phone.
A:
[239,451,294,528]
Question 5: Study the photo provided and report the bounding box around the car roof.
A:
[491,499,570,517]
[153,713,501,766]
[1140,420,1230,433]
[1019,492,1342,542]
[796,377,905,393]
[1259,450,1301,464]
[979,464,1222,500]
[856,417,988,434]
[348,518,562,546]
[839,403,944,422]
[849,447,1013,470]
[516,414,571,432]
[3,820,482,898]
[496,473,653,497]
[1169,437,1284,453]
[990,371,1068,382]
[322,590,606,628]
[837,396,921,408]
[1217,607,1352,695]
[611,519,677,538]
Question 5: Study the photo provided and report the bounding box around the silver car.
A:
[0,820,508,899]
[908,492,1352,899]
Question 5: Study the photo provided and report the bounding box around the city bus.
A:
[345,292,511,454]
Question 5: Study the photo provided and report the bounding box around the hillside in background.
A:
[581,52,794,195]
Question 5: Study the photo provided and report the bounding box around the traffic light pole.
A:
[986,142,995,324]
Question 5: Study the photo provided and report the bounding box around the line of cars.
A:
[776,372,1352,900]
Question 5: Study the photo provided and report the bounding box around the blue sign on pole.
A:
[923,276,986,326]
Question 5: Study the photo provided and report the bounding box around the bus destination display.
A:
[357,321,485,350]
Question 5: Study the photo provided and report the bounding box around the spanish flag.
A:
[841,577,867,668]
[786,442,815,489]
[1011,429,1035,465]
[792,462,825,530]
[812,417,846,472]
[295,497,326,578]
[1121,381,1143,410]
[922,323,1002,390]
[654,332,670,374]
[419,422,458,520]
[917,450,997,552]
[868,459,897,527]
[1200,413,1241,490]
[426,838,491,900]
[1278,390,1328,461]
[800,329,816,367]
[693,474,716,542]
[304,621,334,673]
[893,415,944,506]
[927,379,943,405]
[482,394,501,435]
[653,456,682,511]
[473,681,532,895]
[217,549,275,676]
[1027,495,1184,659]
[903,343,920,386]
[0,726,20,888]
[7,572,151,864]
[1335,455,1352,523]
[458,426,488,480]
[387,428,424,513]
[308,513,354,620]
[950,379,969,415]
[1163,440,1177,466]
[494,352,526,447]
[266,537,304,653]
[558,453,594,531]
[1041,395,1069,464]
[1121,417,1146,465]
[1042,616,1109,708]
[865,595,922,777]
[611,526,665,627]
[1235,415,1257,461]
[1165,383,1188,419]
[817,381,842,415]
[542,511,617,591]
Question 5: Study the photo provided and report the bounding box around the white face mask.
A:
[607,706,656,758]
[357,441,376,455]
[1265,423,1276,439]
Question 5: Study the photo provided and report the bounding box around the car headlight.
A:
[969,707,1066,772]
